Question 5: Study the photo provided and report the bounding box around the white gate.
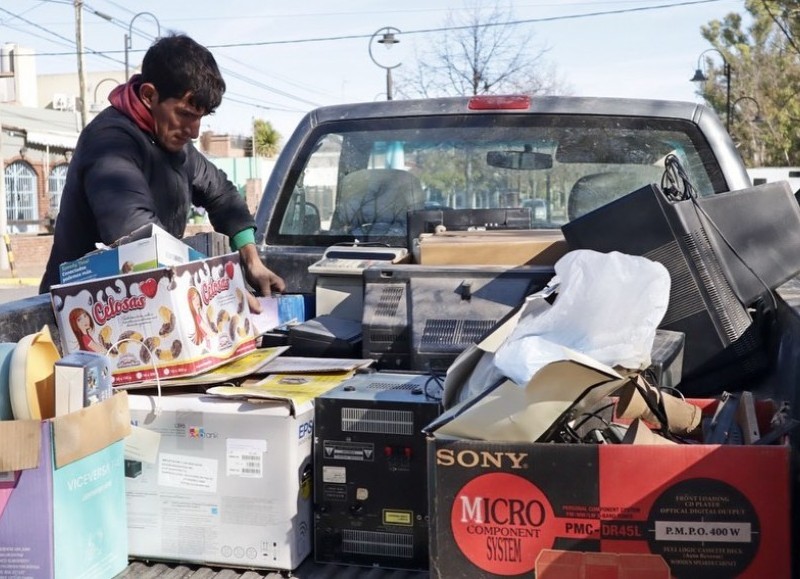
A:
[5,161,39,233]
[48,163,68,217]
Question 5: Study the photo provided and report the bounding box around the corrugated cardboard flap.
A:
[418,229,568,266]
[0,420,42,472]
[52,391,131,469]
[431,351,629,442]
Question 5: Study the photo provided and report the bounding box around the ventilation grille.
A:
[342,529,414,559]
[364,381,419,391]
[646,240,705,325]
[369,330,404,345]
[420,319,495,352]
[683,228,751,340]
[376,286,404,317]
[342,407,415,435]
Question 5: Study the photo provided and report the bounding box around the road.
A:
[0,284,39,304]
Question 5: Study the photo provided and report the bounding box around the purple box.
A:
[0,393,131,579]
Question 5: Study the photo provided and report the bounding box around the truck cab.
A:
[255,94,751,294]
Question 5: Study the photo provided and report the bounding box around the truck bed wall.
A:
[0,294,60,345]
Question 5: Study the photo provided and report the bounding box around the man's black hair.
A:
[141,34,225,114]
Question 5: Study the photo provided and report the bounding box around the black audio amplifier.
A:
[313,372,443,570]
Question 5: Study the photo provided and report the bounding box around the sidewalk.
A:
[0,264,43,287]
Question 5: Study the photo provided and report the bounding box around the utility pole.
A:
[74,0,89,129]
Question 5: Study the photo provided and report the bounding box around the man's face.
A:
[142,85,205,153]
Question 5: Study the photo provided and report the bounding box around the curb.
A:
[0,278,41,287]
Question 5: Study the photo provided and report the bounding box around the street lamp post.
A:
[691,48,732,132]
[369,27,401,101]
[91,77,121,112]
[731,96,762,124]
[731,96,763,166]
[125,12,161,79]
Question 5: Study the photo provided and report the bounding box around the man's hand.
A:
[238,244,286,313]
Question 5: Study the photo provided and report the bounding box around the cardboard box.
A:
[182,231,231,258]
[427,294,790,577]
[125,392,314,570]
[51,253,257,386]
[59,224,205,284]
[416,230,568,266]
[536,549,670,578]
[427,381,791,579]
[0,393,131,579]
[54,351,113,415]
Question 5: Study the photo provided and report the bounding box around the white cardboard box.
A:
[59,223,206,284]
[125,392,313,570]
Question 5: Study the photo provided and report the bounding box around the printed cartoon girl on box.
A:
[68,307,106,354]
[188,286,215,349]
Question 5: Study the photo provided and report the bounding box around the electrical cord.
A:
[661,153,696,201]
[424,373,445,404]
[660,155,778,318]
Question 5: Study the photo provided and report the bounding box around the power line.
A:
[0,5,123,65]
[1,3,318,108]
[1,0,729,119]
[10,0,729,55]
[223,93,309,114]
[204,0,730,49]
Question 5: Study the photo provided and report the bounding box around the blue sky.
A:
[1,0,746,140]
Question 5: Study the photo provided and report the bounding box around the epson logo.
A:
[298,420,314,440]
[436,449,528,470]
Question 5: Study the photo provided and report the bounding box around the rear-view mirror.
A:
[486,150,553,170]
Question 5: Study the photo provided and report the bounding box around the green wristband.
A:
[230,228,256,250]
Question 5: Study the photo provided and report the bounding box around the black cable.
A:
[424,373,444,403]
[572,401,615,432]
[660,153,696,201]
[660,155,778,314]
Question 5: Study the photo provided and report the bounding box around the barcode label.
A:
[226,439,267,478]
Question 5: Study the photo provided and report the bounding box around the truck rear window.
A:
[275,114,716,245]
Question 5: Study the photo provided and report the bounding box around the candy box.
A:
[50,254,256,386]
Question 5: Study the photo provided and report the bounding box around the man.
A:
[39,34,285,305]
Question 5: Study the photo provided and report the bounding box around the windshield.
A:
[274,114,719,245]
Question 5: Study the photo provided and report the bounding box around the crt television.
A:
[562,181,800,396]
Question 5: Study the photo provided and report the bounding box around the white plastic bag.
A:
[494,249,671,386]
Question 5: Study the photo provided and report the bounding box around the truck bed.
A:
[118,559,428,578]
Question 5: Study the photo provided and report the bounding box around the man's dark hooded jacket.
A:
[40,87,255,292]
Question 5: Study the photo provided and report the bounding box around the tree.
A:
[396,0,567,98]
[699,1,800,166]
[252,119,282,157]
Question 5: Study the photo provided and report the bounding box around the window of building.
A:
[4,160,39,233]
[48,163,69,218]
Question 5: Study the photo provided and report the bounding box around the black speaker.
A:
[562,183,776,396]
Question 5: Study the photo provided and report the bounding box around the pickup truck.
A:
[1,94,797,578]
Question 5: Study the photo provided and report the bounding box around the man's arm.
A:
[187,148,286,303]
[238,242,286,296]
[187,145,256,239]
